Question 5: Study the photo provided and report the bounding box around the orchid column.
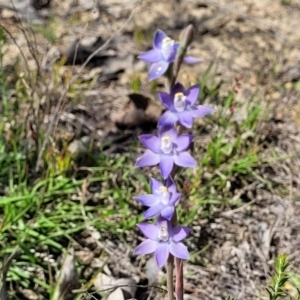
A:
[134,26,214,300]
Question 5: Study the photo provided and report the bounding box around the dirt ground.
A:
[1,0,300,299]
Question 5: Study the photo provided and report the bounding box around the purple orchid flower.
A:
[135,177,181,220]
[158,83,214,128]
[135,216,190,267]
[138,29,200,81]
[135,125,196,179]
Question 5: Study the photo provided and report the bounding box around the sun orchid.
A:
[135,216,190,268]
[158,82,214,128]
[135,177,181,220]
[134,25,214,300]
[135,125,196,179]
[138,29,200,81]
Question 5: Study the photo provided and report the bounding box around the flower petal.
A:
[161,206,175,220]
[190,105,214,118]
[186,84,200,105]
[171,226,190,242]
[135,239,157,255]
[153,29,168,49]
[169,192,180,206]
[139,134,161,152]
[150,178,164,195]
[135,194,158,206]
[135,150,160,167]
[183,56,201,64]
[159,155,174,179]
[158,111,178,127]
[175,134,193,151]
[166,176,176,190]
[156,215,170,228]
[170,82,186,99]
[144,203,165,219]
[158,124,177,140]
[174,152,196,168]
[167,43,179,62]
[169,242,189,260]
[158,92,173,109]
[149,61,169,81]
[155,243,170,267]
[177,111,194,128]
[166,178,180,205]
[137,223,159,239]
[138,49,162,63]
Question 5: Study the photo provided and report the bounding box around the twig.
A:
[35,4,140,171]
[220,199,256,216]
[0,248,19,300]
[73,284,168,294]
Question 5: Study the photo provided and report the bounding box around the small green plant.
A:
[267,254,290,300]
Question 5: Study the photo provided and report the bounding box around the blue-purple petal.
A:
[161,206,175,220]
[177,111,194,128]
[175,134,193,151]
[174,151,196,168]
[166,176,176,190]
[169,192,181,206]
[144,203,164,219]
[138,49,162,63]
[190,105,214,118]
[153,29,167,49]
[139,134,161,152]
[158,124,177,140]
[135,150,160,167]
[183,56,201,64]
[150,178,164,195]
[158,111,178,127]
[169,242,189,260]
[170,82,186,98]
[171,226,190,242]
[186,84,200,105]
[159,155,174,179]
[156,216,171,232]
[158,92,173,109]
[137,223,159,239]
[149,61,169,81]
[135,194,158,206]
[135,239,157,255]
[155,243,170,267]
[168,43,179,62]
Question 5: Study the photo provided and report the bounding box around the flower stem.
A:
[166,254,175,300]
[165,63,174,92]
[175,258,184,300]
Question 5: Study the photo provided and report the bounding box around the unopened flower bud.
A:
[179,24,194,50]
